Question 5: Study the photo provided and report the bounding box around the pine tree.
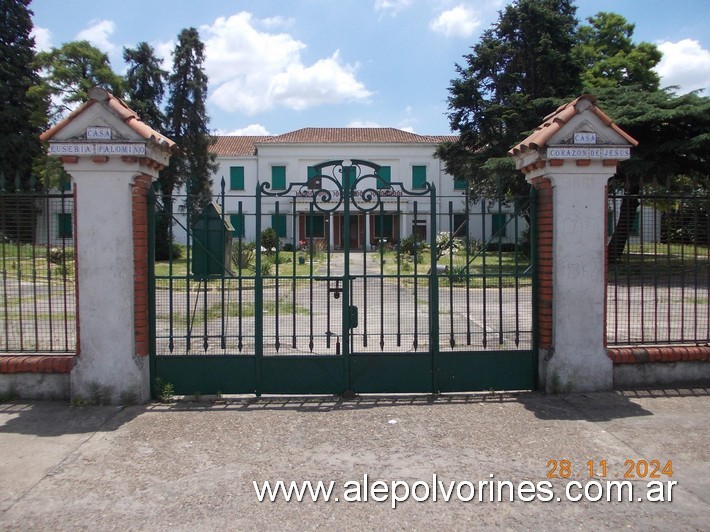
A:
[436,0,583,201]
[0,0,45,184]
[123,42,167,134]
[158,27,217,258]
[35,40,124,123]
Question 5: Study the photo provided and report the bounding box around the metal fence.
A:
[152,185,535,358]
[0,176,77,353]
[607,184,709,346]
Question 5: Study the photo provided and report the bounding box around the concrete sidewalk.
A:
[0,390,708,530]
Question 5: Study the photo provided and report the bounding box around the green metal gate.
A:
[150,160,537,396]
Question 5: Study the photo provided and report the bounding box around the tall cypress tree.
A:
[0,0,44,185]
[158,27,217,258]
[0,0,47,243]
[123,42,167,134]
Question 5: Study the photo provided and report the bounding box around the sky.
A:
[29,0,710,136]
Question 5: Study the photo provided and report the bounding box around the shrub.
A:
[398,234,428,263]
[232,241,256,270]
[260,227,279,253]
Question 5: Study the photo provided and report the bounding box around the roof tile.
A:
[508,94,638,157]
[40,87,177,153]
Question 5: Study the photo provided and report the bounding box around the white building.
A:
[174,127,527,248]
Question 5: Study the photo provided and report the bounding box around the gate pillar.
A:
[40,87,176,403]
[510,95,637,393]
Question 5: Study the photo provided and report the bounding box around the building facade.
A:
[173,127,527,249]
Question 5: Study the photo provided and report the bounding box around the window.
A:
[372,214,393,238]
[229,166,245,190]
[491,213,507,238]
[304,214,325,238]
[57,213,72,239]
[230,213,245,237]
[271,166,286,190]
[412,166,427,189]
[307,166,321,189]
[377,166,391,190]
[453,177,467,190]
[271,214,287,238]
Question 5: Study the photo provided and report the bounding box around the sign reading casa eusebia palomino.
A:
[546,146,630,160]
[48,142,146,156]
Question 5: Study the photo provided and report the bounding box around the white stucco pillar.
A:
[510,95,637,393]
[67,162,158,402]
[364,212,371,250]
[544,168,616,391]
[40,87,175,403]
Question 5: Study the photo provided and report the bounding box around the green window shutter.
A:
[377,166,391,189]
[453,177,467,190]
[271,166,286,190]
[307,166,321,189]
[271,214,287,238]
[305,214,325,237]
[412,166,427,189]
[229,166,245,190]
[491,213,507,238]
[230,214,245,237]
[57,213,72,239]
[60,179,72,192]
[373,214,393,237]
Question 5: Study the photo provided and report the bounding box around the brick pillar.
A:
[531,177,553,351]
[132,175,152,358]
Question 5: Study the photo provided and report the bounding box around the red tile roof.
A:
[40,87,177,153]
[211,128,457,157]
[212,136,269,156]
[508,94,638,157]
[257,128,457,144]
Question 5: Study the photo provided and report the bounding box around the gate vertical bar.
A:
[429,185,439,393]
[342,163,351,392]
[255,183,263,395]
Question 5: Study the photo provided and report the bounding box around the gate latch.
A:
[328,279,342,299]
[349,305,358,329]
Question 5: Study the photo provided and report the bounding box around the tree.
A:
[596,86,710,261]
[35,40,124,123]
[123,42,167,134]
[575,12,661,91]
[0,0,48,243]
[436,0,583,202]
[0,0,45,184]
[158,27,217,258]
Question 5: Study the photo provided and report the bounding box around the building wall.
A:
[172,139,527,247]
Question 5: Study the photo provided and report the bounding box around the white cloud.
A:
[203,12,372,115]
[430,4,481,38]
[216,124,271,136]
[374,0,412,17]
[347,120,382,127]
[31,26,52,51]
[75,19,117,53]
[655,39,710,94]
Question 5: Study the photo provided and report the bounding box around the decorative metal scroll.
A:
[257,159,432,212]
